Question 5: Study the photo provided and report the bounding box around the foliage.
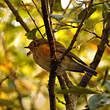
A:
[0,0,110,110]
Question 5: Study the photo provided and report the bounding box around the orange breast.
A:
[32,44,51,71]
[39,44,50,57]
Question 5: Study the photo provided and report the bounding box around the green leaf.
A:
[50,14,68,21]
[68,5,82,17]
[25,28,37,40]
[88,94,110,110]
[78,8,96,20]
[104,80,110,92]
[67,20,81,23]
[49,0,63,12]
[56,86,98,94]
[8,79,15,88]
[102,2,110,25]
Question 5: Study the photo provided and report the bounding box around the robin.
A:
[25,38,97,75]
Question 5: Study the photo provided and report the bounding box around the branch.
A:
[62,72,74,88]
[60,0,94,61]
[79,18,110,87]
[107,42,110,47]
[92,1,110,6]
[56,97,65,105]
[31,0,43,17]
[101,67,109,86]
[22,1,44,38]
[82,28,101,39]
[57,75,77,110]
[10,71,25,110]
[63,0,72,15]
[41,0,56,58]
[91,19,110,69]
[4,0,30,32]
[41,0,57,110]
[50,0,56,14]
[54,0,72,31]
[0,76,9,86]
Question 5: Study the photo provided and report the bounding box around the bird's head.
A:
[24,39,40,56]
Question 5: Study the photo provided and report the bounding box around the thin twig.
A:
[31,0,43,17]
[4,0,30,32]
[92,1,110,6]
[63,0,72,15]
[56,97,65,105]
[60,0,94,61]
[50,0,55,14]
[102,67,109,86]
[0,76,9,86]
[82,28,101,39]
[22,1,44,38]
[10,71,25,110]
[107,42,110,47]
[54,0,73,32]
[53,22,78,34]
[79,0,110,6]
[82,28,110,47]
[54,22,78,28]
[63,72,74,88]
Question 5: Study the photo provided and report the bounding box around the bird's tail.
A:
[69,59,97,75]
[77,62,97,75]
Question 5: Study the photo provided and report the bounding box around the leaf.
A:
[102,2,110,25]
[78,8,96,20]
[49,0,63,11]
[88,8,96,17]
[104,80,110,92]
[25,28,37,40]
[8,79,15,88]
[1,87,16,93]
[0,3,6,8]
[50,14,68,21]
[0,99,18,107]
[68,5,82,17]
[56,86,98,94]
[67,20,81,23]
[88,94,110,110]
[21,3,34,10]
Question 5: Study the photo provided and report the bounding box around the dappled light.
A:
[0,0,110,110]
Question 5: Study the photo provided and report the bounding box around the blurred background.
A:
[0,0,110,110]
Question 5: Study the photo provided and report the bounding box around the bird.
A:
[25,38,97,75]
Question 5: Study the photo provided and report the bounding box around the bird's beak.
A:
[24,46,31,56]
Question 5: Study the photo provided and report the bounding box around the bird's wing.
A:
[55,41,87,65]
